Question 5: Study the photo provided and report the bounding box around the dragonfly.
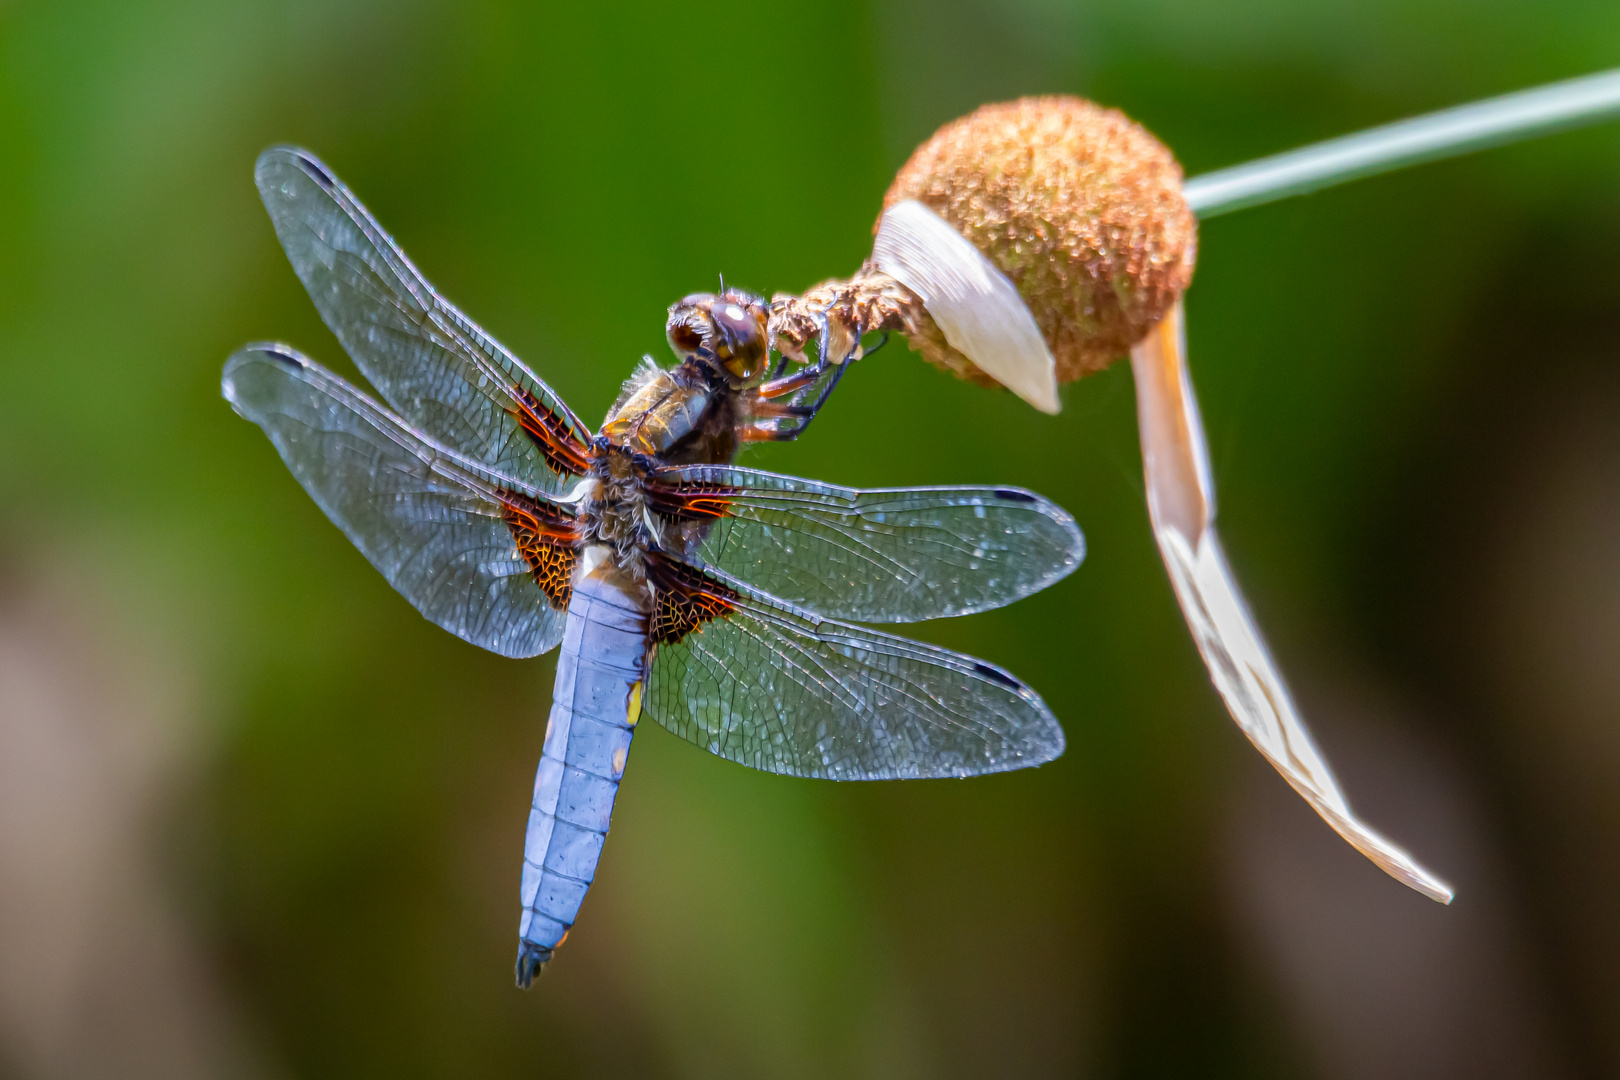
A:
[222,148,1083,986]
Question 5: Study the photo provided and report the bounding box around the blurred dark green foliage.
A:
[2,1,1618,1076]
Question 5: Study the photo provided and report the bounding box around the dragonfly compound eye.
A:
[711,298,770,383]
[666,293,768,383]
[666,296,713,362]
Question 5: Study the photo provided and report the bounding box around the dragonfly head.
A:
[666,290,771,388]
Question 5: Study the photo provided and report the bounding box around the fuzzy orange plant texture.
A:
[882,97,1197,383]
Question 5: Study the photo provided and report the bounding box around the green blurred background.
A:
[3,1,1620,1076]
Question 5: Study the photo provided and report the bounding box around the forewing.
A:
[255,146,593,496]
[648,465,1083,622]
[222,344,577,658]
[642,557,1064,779]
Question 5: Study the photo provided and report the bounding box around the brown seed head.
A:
[882,96,1196,383]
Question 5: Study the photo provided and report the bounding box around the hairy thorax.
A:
[580,359,740,586]
[599,360,737,465]
[577,449,653,584]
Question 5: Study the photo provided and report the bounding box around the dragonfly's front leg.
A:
[737,362,849,442]
[756,311,842,400]
[754,363,825,400]
[741,326,883,442]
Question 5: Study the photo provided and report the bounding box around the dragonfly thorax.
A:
[599,357,740,463]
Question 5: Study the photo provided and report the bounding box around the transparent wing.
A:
[222,343,575,659]
[649,464,1083,622]
[255,146,594,496]
[642,559,1065,779]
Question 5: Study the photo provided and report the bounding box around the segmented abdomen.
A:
[515,567,646,987]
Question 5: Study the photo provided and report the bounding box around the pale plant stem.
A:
[1184,67,1620,218]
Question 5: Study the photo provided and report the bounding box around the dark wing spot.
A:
[993,488,1038,503]
[253,343,306,370]
[973,662,1021,689]
[295,150,338,191]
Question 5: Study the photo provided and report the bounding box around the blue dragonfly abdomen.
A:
[516,562,647,987]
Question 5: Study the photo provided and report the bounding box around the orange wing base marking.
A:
[510,385,593,478]
[499,490,580,611]
[647,554,738,645]
[644,479,738,521]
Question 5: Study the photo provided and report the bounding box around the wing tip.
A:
[992,486,1087,571]
[255,144,338,196]
[981,720,1067,774]
[1033,723,1067,767]
[221,341,310,405]
[223,340,306,373]
[973,662,1068,770]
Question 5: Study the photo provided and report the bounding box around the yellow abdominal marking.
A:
[611,682,640,777]
[626,680,643,727]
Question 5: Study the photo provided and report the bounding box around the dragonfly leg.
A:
[737,421,801,442]
[744,319,884,442]
[741,360,850,441]
[765,348,794,381]
[756,365,825,400]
